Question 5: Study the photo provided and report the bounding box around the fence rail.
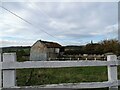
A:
[1,60,120,69]
[9,81,120,89]
[0,53,120,90]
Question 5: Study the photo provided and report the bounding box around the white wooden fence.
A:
[0,53,120,90]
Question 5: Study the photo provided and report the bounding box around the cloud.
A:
[0,39,33,47]
[0,2,118,46]
[2,0,119,3]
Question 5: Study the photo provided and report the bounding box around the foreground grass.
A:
[16,66,120,90]
[17,66,108,86]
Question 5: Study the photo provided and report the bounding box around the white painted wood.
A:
[3,53,16,88]
[37,81,118,89]
[2,60,118,69]
[94,58,96,60]
[107,55,118,90]
[8,81,118,89]
[1,53,120,89]
[0,54,2,90]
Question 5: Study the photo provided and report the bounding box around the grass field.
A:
[16,66,120,89]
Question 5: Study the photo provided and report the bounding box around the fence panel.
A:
[0,53,119,90]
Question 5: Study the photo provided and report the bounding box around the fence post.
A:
[3,53,16,88]
[107,55,118,90]
[0,54,2,90]
[94,58,96,61]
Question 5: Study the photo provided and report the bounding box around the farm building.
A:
[30,40,61,61]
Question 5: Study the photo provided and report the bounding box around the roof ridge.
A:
[38,40,61,48]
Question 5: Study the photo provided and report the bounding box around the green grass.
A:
[17,66,108,86]
[16,66,120,90]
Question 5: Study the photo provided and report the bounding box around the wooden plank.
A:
[5,81,118,89]
[107,55,118,90]
[3,53,16,88]
[2,60,118,69]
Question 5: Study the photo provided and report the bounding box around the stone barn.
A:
[30,40,61,61]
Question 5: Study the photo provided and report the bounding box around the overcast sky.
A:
[0,1,118,47]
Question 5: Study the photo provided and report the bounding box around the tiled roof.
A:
[39,40,61,48]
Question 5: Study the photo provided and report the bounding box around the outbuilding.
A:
[30,40,61,61]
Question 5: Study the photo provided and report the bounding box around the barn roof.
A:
[39,40,61,48]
